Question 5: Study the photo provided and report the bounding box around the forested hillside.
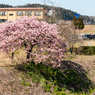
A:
[0,4,12,8]
[0,4,94,22]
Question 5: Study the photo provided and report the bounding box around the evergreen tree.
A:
[72,17,77,29]
[72,17,84,32]
[77,17,84,30]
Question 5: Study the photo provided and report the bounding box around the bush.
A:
[25,62,93,93]
[78,46,95,55]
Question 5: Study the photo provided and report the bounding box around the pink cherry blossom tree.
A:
[0,16,68,67]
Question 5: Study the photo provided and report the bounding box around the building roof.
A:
[0,7,50,11]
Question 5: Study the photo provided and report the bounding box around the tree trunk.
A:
[75,48,77,54]
[26,45,33,63]
[79,29,81,34]
[12,52,14,59]
[70,45,73,54]
[71,45,73,54]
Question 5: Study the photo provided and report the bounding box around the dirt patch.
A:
[0,66,51,95]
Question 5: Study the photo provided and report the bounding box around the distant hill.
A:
[0,4,94,23]
[14,4,94,22]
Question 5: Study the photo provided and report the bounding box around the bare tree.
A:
[58,23,83,54]
[41,0,47,5]
[42,0,57,24]
[42,0,83,55]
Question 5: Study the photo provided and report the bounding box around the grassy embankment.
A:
[0,48,95,95]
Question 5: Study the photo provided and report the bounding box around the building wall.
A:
[0,8,48,22]
[7,11,17,21]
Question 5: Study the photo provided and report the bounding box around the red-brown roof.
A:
[0,7,49,11]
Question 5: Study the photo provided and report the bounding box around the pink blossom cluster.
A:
[0,16,68,67]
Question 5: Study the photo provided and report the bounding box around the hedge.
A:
[78,46,95,55]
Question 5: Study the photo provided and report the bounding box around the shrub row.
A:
[78,46,95,55]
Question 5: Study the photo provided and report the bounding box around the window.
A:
[0,12,6,16]
[9,14,13,16]
[0,19,2,23]
[17,12,23,16]
[26,11,32,16]
[35,11,41,16]
[0,19,7,23]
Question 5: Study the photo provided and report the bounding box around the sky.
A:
[0,0,95,16]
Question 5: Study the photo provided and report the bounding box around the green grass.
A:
[82,73,87,76]
[20,73,32,87]
[21,80,31,87]
[11,90,14,93]
[21,61,95,95]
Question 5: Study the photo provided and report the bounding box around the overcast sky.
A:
[1,0,95,16]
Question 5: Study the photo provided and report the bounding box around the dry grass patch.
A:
[0,49,26,66]
[80,25,95,34]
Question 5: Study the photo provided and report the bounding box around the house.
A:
[65,20,72,25]
[0,7,50,23]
